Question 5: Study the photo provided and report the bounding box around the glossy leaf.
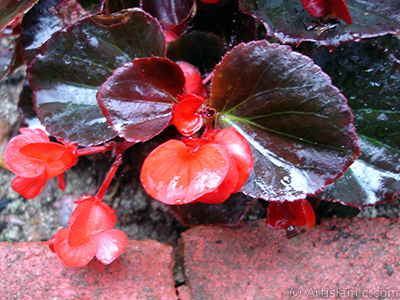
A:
[0,0,38,31]
[97,57,185,143]
[142,0,194,35]
[240,0,400,48]
[27,9,165,146]
[210,40,359,202]
[310,41,400,207]
[21,0,88,64]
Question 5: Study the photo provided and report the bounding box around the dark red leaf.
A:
[97,57,185,143]
[210,40,359,202]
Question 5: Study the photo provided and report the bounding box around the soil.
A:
[1,66,400,279]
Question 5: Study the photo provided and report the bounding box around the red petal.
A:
[43,234,57,253]
[173,94,205,136]
[54,228,97,267]
[265,201,291,229]
[197,156,239,204]
[208,127,253,192]
[177,61,208,99]
[11,174,47,199]
[57,174,66,191]
[20,143,76,179]
[68,199,117,247]
[266,199,316,229]
[92,229,128,265]
[140,139,230,205]
[301,0,352,24]
[5,129,49,178]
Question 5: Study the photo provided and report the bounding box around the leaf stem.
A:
[95,142,135,201]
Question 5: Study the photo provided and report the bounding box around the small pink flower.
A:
[46,195,127,267]
[5,128,78,199]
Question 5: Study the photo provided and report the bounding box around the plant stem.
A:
[95,142,135,201]
[75,143,115,157]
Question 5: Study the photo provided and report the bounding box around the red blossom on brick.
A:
[5,128,78,199]
[301,0,352,25]
[140,127,253,205]
[45,195,128,267]
[266,198,316,230]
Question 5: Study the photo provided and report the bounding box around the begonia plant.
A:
[1,0,399,267]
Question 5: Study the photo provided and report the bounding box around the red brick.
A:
[0,240,177,300]
[181,218,400,300]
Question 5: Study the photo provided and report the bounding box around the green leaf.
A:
[27,9,165,146]
[210,40,359,202]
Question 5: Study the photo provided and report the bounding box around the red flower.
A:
[5,128,78,199]
[177,61,208,99]
[301,0,352,25]
[266,199,316,230]
[46,195,128,267]
[172,94,206,137]
[140,127,253,205]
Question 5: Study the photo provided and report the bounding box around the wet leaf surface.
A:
[97,57,185,143]
[210,40,359,202]
[240,0,400,48]
[27,9,165,146]
[310,41,400,207]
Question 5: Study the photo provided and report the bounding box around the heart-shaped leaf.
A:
[309,41,400,207]
[240,0,400,48]
[97,57,185,142]
[27,9,165,146]
[210,40,359,202]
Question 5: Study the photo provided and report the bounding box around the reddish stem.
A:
[75,143,115,157]
[94,142,135,201]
